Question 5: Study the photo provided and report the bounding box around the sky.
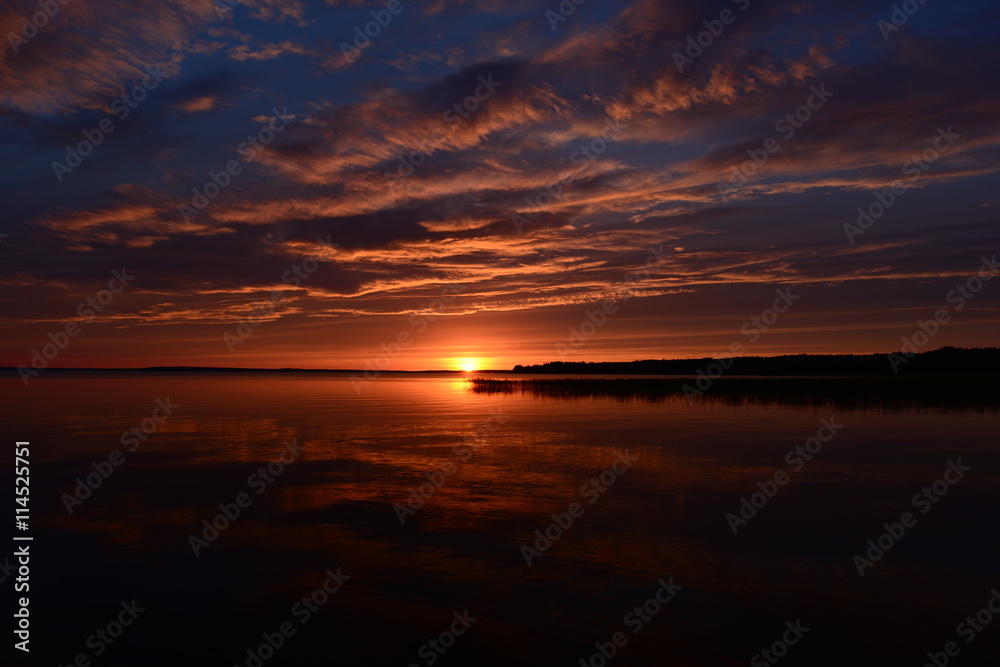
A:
[1,0,998,371]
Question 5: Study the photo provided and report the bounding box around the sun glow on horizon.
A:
[455,358,481,372]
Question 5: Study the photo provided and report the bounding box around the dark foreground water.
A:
[3,372,999,666]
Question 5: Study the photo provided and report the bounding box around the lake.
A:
[5,371,999,666]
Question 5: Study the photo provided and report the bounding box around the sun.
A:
[456,358,480,372]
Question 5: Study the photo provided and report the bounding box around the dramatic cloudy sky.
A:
[1,0,998,370]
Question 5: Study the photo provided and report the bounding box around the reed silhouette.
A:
[468,375,1000,413]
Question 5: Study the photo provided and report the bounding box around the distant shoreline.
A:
[2,346,996,376]
[0,367,470,374]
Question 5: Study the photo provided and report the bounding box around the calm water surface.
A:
[4,372,999,666]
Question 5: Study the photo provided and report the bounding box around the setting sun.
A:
[456,358,481,372]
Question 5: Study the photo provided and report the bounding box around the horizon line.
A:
[2,346,993,374]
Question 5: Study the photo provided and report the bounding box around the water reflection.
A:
[4,371,999,666]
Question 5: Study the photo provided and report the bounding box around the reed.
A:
[466,376,1000,413]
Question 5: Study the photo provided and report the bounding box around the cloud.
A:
[227,40,315,62]
[0,0,215,114]
[170,94,220,113]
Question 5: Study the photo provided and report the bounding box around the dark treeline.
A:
[510,347,1000,376]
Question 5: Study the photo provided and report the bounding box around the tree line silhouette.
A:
[510,347,1000,376]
